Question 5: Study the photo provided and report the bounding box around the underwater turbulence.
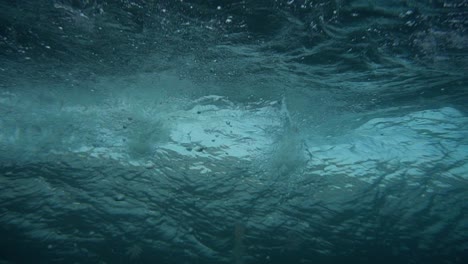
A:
[0,1,467,264]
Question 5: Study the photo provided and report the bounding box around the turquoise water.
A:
[0,1,467,263]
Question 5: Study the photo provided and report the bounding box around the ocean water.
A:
[0,1,467,263]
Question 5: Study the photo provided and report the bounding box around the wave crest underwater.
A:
[0,1,467,264]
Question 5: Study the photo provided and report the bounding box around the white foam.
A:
[160,96,283,159]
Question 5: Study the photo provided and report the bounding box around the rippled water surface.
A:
[0,1,467,263]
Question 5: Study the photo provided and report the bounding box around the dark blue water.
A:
[1,1,467,263]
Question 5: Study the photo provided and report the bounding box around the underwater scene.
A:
[0,0,467,263]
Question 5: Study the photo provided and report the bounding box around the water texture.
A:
[0,1,467,263]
